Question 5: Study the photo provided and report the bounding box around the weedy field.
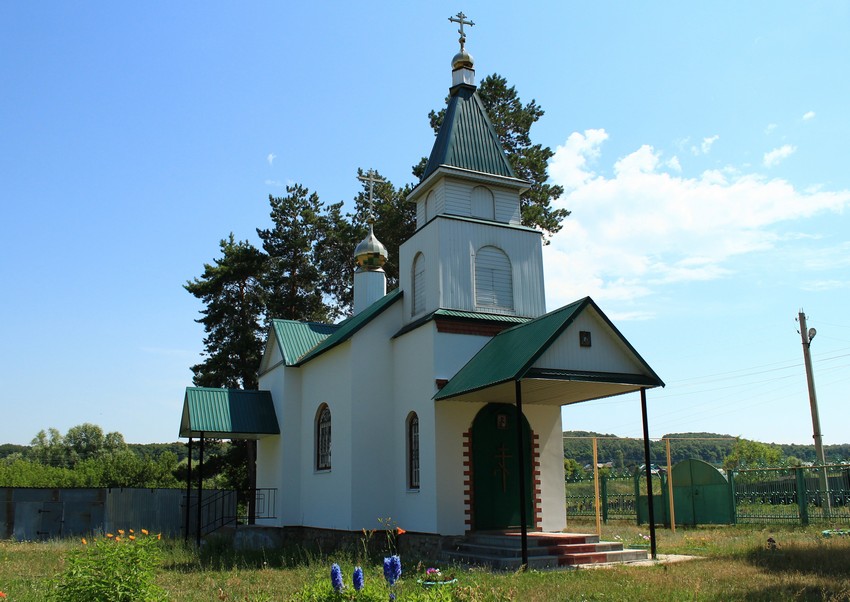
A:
[1,522,849,601]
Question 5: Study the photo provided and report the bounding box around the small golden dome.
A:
[354,225,388,269]
[452,49,474,71]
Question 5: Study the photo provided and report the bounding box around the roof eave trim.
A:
[408,165,530,203]
[433,376,515,401]
[523,368,664,388]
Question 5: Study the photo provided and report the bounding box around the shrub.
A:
[50,529,166,602]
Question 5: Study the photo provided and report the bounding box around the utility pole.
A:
[797,310,831,516]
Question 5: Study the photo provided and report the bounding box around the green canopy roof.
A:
[434,297,664,404]
[179,387,279,439]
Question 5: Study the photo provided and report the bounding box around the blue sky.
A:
[2,2,848,446]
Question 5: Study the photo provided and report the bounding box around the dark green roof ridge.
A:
[294,288,403,366]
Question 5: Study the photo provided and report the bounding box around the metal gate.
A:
[672,459,733,525]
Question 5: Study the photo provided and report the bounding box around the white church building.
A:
[180,25,663,543]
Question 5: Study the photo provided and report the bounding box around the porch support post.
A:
[184,437,193,543]
[515,379,529,568]
[196,432,205,547]
[640,388,657,559]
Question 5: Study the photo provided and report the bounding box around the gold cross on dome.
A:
[357,169,384,224]
[448,12,474,53]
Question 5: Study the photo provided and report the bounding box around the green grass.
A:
[1,523,849,601]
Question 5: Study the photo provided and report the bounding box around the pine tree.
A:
[257,185,331,323]
[184,234,265,389]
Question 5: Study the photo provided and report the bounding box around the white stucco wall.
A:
[298,344,354,530]
[435,400,484,535]
[257,363,302,527]
[349,301,402,530]
[390,320,439,533]
[523,404,567,532]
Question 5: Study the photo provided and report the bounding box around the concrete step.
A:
[438,531,648,570]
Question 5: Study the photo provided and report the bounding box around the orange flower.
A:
[141,529,149,535]
[129,529,134,534]
[115,536,121,542]
[106,533,114,538]
[396,527,406,535]
[129,535,136,541]
[118,529,125,535]
[1,591,7,598]
[81,537,87,545]
[157,533,162,540]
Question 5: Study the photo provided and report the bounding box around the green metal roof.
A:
[434,308,530,324]
[179,387,279,439]
[422,84,517,181]
[294,288,403,366]
[434,297,664,401]
[270,320,339,366]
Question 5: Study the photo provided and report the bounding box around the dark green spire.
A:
[422,83,517,181]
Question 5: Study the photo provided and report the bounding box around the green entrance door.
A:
[472,403,533,530]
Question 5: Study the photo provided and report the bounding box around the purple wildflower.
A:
[383,554,402,585]
[330,563,344,592]
[353,566,364,591]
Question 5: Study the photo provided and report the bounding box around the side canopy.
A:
[179,387,279,439]
[434,297,664,404]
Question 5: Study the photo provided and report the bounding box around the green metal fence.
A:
[566,463,850,526]
[733,465,850,525]
[565,475,638,522]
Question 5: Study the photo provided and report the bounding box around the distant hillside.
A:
[563,431,849,468]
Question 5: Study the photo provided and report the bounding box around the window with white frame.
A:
[407,412,420,489]
[316,404,331,470]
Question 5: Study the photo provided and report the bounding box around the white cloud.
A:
[544,130,850,312]
[264,179,284,187]
[701,135,719,154]
[803,111,816,121]
[765,123,778,135]
[763,144,796,168]
[666,156,682,172]
[267,153,277,166]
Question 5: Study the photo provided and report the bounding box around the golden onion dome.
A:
[354,225,388,269]
[452,49,474,71]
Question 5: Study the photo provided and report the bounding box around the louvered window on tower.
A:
[471,186,495,220]
[475,246,513,310]
[412,252,426,315]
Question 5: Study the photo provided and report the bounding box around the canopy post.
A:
[184,437,193,543]
[196,432,205,547]
[640,389,657,559]
[514,380,529,569]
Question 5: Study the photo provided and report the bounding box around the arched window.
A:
[425,190,436,221]
[316,404,331,470]
[471,186,495,220]
[407,412,420,490]
[475,246,513,310]
[412,252,425,315]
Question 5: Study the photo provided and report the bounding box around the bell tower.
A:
[398,14,546,323]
